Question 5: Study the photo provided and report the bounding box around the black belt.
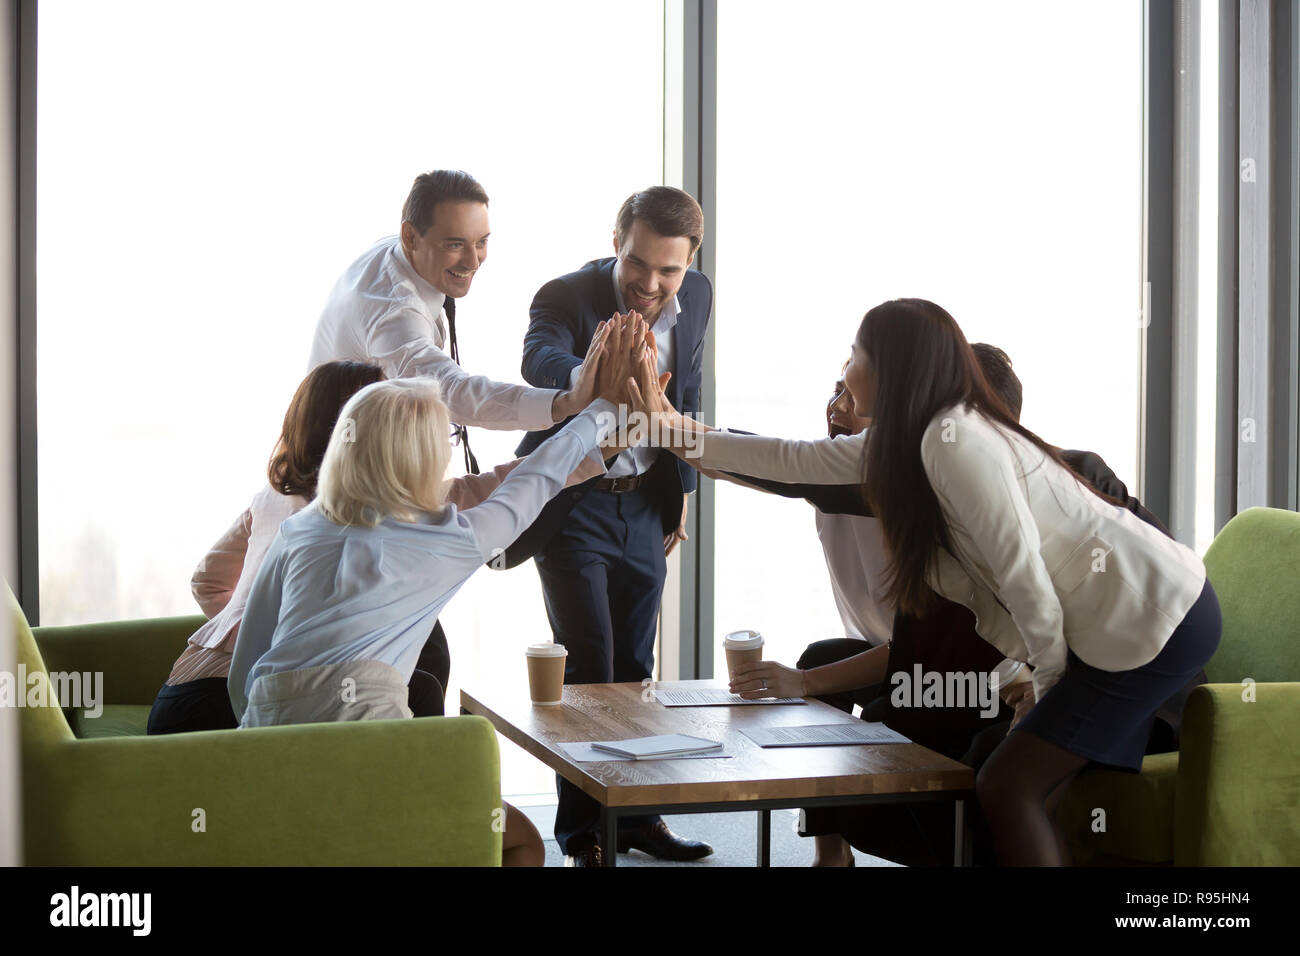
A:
[592,471,654,493]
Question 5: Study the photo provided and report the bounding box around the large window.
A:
[38,0,665,798]
[712,0,1144,670]
[37,0,1205,805]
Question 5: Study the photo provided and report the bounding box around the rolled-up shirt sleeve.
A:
[695,429,867,484]
[920,421,1068,701]
[365,306,557,431]
[191,507,253,618]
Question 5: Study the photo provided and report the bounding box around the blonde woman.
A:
[229,317,640,866]
[150,360,604,735]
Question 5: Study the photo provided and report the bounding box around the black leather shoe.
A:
[564,841,603,867]
[617,820,713,861]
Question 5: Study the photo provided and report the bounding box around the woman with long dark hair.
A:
[628,299,1219,865]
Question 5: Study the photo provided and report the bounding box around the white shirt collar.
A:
[392,237,448,318]
[612,258,680,333]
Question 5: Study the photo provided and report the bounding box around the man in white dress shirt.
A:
[308,169,602,703]
[310,169,599,440]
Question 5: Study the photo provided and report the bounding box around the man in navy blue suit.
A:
[516,186,714,866]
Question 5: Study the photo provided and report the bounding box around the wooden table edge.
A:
[461,688,613,804]
[460,687,976,809]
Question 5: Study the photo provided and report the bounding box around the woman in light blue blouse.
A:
[229,317,639,865]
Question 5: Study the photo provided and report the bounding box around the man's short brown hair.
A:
[401,170,489,236]
[615,186,704,256]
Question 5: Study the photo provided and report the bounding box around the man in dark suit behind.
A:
[516,187,713,865]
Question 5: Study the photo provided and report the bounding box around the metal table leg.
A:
[573,793,969,868]
[953,798,974,867]
[601,807,618,868]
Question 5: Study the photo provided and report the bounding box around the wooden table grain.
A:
[461,679,976,867]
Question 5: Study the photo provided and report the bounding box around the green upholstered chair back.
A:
[1202,507,1300,684]
[7,584,504,866]
[6,586,75,748]
[29,611,203,706]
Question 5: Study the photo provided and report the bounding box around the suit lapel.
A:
[593,259,618,335]
[669,278,700,408]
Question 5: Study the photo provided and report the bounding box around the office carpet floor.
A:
[519,803,903,867]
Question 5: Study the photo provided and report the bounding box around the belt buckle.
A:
[610,475,632,493]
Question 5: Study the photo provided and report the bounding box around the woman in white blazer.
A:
[628,298,1220,865]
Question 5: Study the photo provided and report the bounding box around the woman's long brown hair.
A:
[858,298,1117,617]
[267,361,385,500]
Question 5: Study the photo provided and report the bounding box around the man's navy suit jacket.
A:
[507,257,712,558]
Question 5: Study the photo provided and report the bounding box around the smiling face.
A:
[827,373,872,437]
[401,200,490,299]
[613,218,694,322]
[843,341,878,420]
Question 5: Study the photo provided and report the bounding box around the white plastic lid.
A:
[526,642,568,658]
[723,629,764,650]
[993,659,1030,687]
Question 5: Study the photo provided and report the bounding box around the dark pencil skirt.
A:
[1015,578,1221,773]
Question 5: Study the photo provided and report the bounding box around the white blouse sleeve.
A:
[365,305,557,431]
[693,429,867,484]
[920,417,1068,701]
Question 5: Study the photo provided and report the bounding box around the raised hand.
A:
[595,311,645,405]
[564,319,610,411]
[628,343,714,462]
[629,344,676,424]
[552,320,613,421]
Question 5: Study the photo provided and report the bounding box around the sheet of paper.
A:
[557,742,734,763]
[740,721,911,748]
[654,687,807,707]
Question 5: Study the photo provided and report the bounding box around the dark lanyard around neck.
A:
[443,295,480,475]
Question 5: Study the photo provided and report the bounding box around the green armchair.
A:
[1059,507,1300,865]
[9,588,504,865]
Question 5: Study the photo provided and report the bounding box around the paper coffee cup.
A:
[723,629,764,681]
[526,642,567,706]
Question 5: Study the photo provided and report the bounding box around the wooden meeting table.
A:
[461,679,976,867]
